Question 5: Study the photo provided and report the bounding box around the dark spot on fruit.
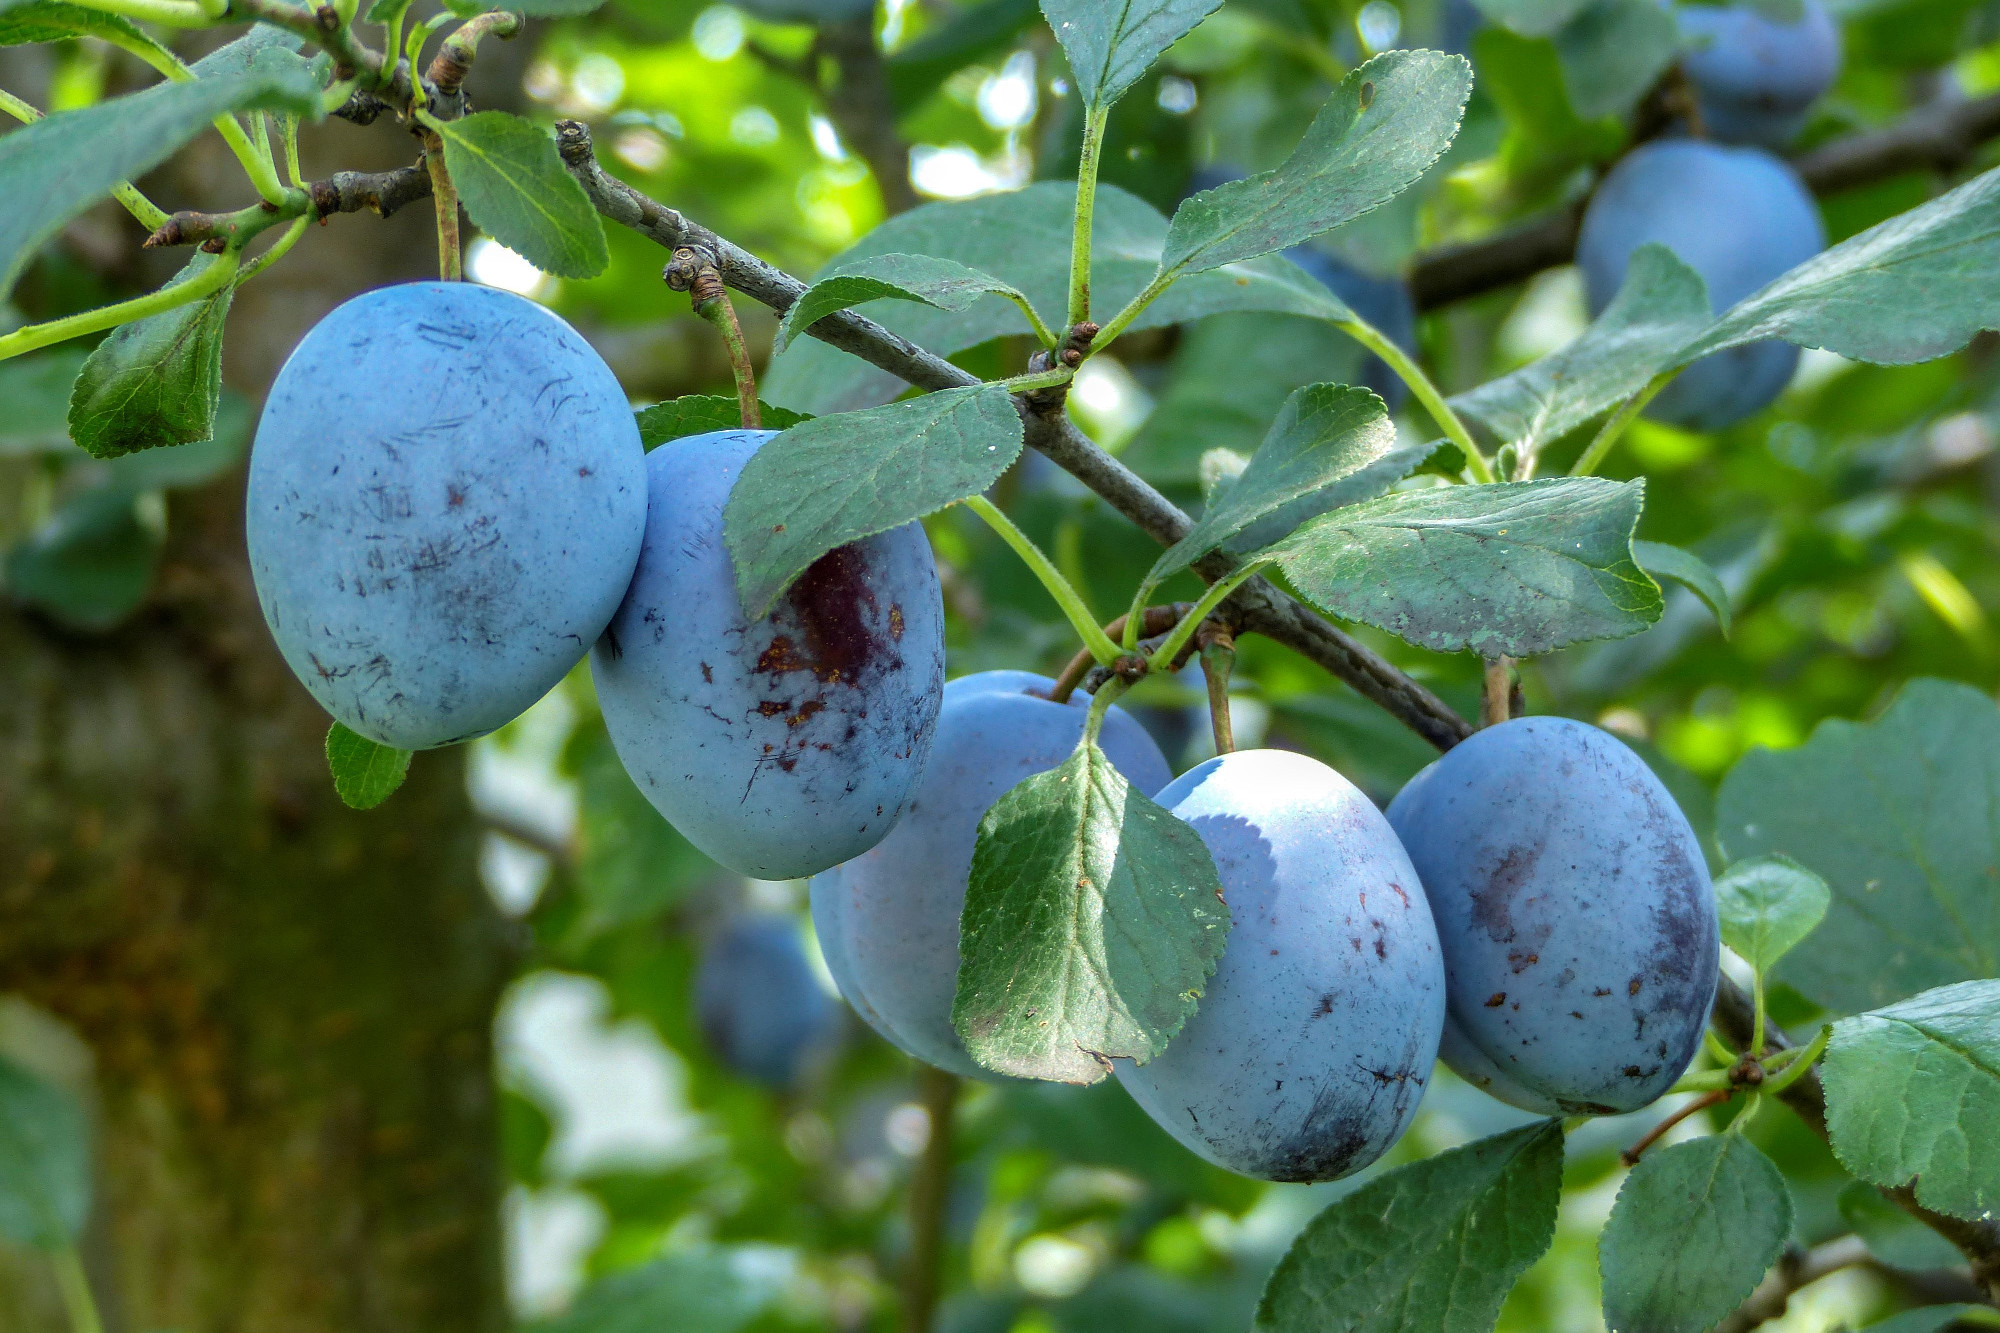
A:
[1485,992,1506,1007]
[1471,842,1544,944]
[889,604,905,639]
[758,545,893,685]
[756,700,789,717]
[1594,987,1613,997]
[1387,882,1410,909]
[1508,950,1539,973]
[1314,993,1335,1017]
[446,485,466,507]
[578,466,592,477]
[787,700,826,727]
[1629,977,1643,996]
[700,661,713,683]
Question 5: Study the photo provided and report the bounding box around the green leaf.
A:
[762,182,1353,415]
[67,252,233,461]
[722,384,1022,617]
[1680,163,2000,368]
[362,0,411,24]
[1451,245,1711,460]
[1040,0,1223,110]
[1254,1120,1564,1332]
[189,22,307,78]
[1600,1135,1793,1333]
[887,0,1041,112]
[1837,1180,1966,1272]
[1468,0,1595,35]
[1823,980,2000,1222]
[1713,854,1830,975]
[530,1249,776,1333]
[1261,477,1663,658]
[1861,1308,2000,1333]
[0,1054,91,1248]
[953,738,1230,1084]
[97,392,252,490]
[1632,540,1731,635]
[1147,383,1417,583]
[572,726,714,935]
[512,0,607,15]
[1160,51,1471,277]
[635,396,809,450]
[0,62,322,296]
[3,485,162,631]
[1716,678,2000,1014]
[0,349,85,456]
[775,253,1043,355]
[0,1,147,47]
[325,722,412,810]
[1553,0,1681,120]
[430,111,609,280]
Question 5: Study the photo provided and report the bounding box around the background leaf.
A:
[66,251,233,460]
[1823,979,2000,1222]
[1254,1120,1563,1332]
[1717,678,2000,1014]
[4,485,163,631]
[722,384,1022,616]
[0,1055,90,1249]
[570,725,716,936]
[1599,1135,1793,1333]
[1468,0,1595,35]
[530,1249,775,1333]
[1837,1180,1966,1271]
[953,740,1230,1084]
[774,253,1041,355]
[0,349,86,456]
[634,397,808,450]
[432,111,609,280]
[1714,854,1830,974]
[1552,0,1681,120]
[1040,0,1224,110]
[1261,477,1663,657]
[325,723,413,811]
[1632,541,1731,635]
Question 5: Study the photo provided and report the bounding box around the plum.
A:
[1577,140,1825,430]
[695,913,842,1087]
[1678,0,1842,149]
[1386,717,1719,1116]
[591,429,944,881]
[246,282,646,749]
[1116,749,1446,1182]
[811,671,1173,1078]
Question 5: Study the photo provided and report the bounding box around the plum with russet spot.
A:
[695,913,842,1088]
[811,671,1172,1079]
[1386,716,1719,1117]
[591,429,945,881]
[1116,749,1446,1182]
[246,281,646,750]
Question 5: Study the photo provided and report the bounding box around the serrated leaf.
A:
[67,251,233,460]
[1146,383,1405,584]
[325,722,412,810]
[3,485,162,631]
[0,1055,90,1249]
[1261,477,1662,658]
[1254,1120,1563,1333]
[1823,980,2000,1222]
[1040,0,1223,110]
[430,111,609,280]
[1554,0,1680,120]
[775,253,1043,356]
[1714,854,1830,976]
[1717,678,2000,1014]
[762,183,1354,415]
[0,349,85,456]
[1680,163,2000,368]
[1599,1135,1793,1333]
[723,384,1021,616]
[0,1,146,48]
[635,396,810,450]
[1452,246,1711,461]
[0,62,322,296]
[1469,0,1595,35]
[530,1249,776,1333]
[1837,1180,1966,1272]
[953,739,1230,1084]
[1160,51,1471,277]
[1632,540,1731,635]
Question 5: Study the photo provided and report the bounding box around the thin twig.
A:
[1620,1089,1731,1166]
[1715,1236,1872,1333]
[1048,605,1190,704]
[901,1065,959,1333]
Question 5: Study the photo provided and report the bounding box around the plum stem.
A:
[1620,1088,1731,1167]
[1199,630,1236,755]
[963,495,1123,665]
[1048,605,1192,704]
[1066,104,1110,330]
[1480,658,1513,727]
[422,130,462,281]
[670,249,762,430]
[1146,563,1268,676]
[900,1065,959,1333]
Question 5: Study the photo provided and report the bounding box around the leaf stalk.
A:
[963,493,1123,665]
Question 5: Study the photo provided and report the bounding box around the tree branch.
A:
[1712,975,2000,1300]
[554,122,1474,752]
[1715,1236,1874,1333]
[1411,92,2000,311]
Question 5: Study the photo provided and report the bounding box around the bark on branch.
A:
[554,121,1474,752]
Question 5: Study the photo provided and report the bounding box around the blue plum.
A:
[1577,140,1825,430]
[246,282,646,750]
[1386,717,1719,1116]
[1678,0,1842,149]
[591,430,945,880]
[1116,749,1446,1182]
[811,671,1173,1078]
[695,913,843,1087]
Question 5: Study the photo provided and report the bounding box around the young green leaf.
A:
[0,1055,91,1249]
[325,722,413,811]
[3,485,164,632]
[1836,1180,1966,1272]
[722,384,1023,617]
[1451,245,1711,461]
[774,253,1045,355]
[0,349,85,456]
[1823,979,2000,1222]
[953,738,1230,1084]
[1631,540,1731,635]
[0,62,322,296]
[1040,0,1223,110]
[1255,1120,1564,1332]
[430,111,610,280]
[531,1248,776,1333]
[1599,1134,1793,1333]
[1160,51,1471,278]
[1259,477,1663,658]
[1714,854,1830,975]
[1553,0,1681,120]
[1717,678,2000,1014]
[1680,162,2000,367]
[66,251,233,460]
[635,396,809,450]
[0,1,147,48]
